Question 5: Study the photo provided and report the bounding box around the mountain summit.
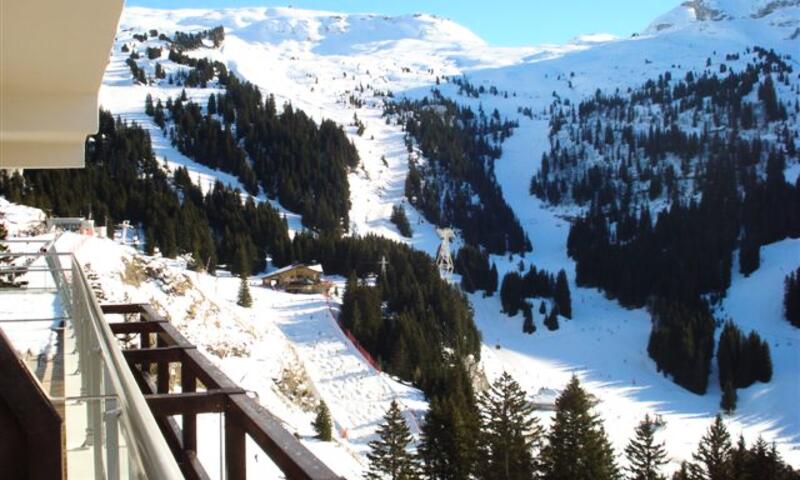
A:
[645,0,800,33]
[122,7,486,56]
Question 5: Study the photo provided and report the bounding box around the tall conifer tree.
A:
[0,222,16,287]
[720,381,737,414]
[237,273,253,307]
[689,415,732,480]
[542,376,617,480]
[785,269,800,327]
[554,270,572,319]
[419,397,476,480]
[366,400,419,480]
[624,414,667,480]
[476,372,542,480]
[313,401,333,441]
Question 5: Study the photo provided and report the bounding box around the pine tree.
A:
[207,93,217,115]
[237,274,253,308]
[758,75,784,122]
[145,93,155,116]
[488,263,499,295]
[785,269,800,327]
[542,376,617,480]
[418,396,477,480]
[476,372,543,480]
[739,234,760,276]
[720,381,737,414]
[729,435,748,480]
[624,414,667,480]
[717,321,740,389]
[501,272,525,316]
[689,414,732,480]
[554,270,572,319]
[647,300,715,395]
[366,400,419,480]
[744,437,795,480]
[756,340,772,383]
[544,305,559,331]
[0,222,17,288]
[671,462,690,480]
[522,304,536,334]
[391,205,413,238]
[313,401,333,441]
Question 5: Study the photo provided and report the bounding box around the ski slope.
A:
[84,0,800,472]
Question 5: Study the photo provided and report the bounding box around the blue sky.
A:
[125,0,682,46]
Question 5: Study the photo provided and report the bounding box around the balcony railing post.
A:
[83,336,95,438]
[92,347,105,479]
[73,263,87,394]
[104,368,120,480]
[157,335,169,394]
[225,411,246,480]
[140,316,151,376]
[182,366,197,453]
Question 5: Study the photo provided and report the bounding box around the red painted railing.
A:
[324,295,382,372]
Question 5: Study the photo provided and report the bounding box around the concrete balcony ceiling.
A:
[0,0,124,169]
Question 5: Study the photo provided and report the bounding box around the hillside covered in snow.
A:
[1,0,799,477]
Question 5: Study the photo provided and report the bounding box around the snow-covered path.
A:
[260,292,426,446]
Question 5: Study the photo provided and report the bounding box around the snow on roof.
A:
[262,263,323,278]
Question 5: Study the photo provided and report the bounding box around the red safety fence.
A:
[323,294,427,434]
[341,327,381,373]
[324,294,382,373]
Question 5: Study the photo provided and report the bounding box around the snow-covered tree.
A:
[237,274,252,308]
[0,222,17,288]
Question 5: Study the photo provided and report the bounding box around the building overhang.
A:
[0,0,124,169]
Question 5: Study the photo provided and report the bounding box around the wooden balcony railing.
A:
[101,303,343,480]
[0,328,63,480]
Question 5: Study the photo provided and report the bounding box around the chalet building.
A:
[262,263,329,294]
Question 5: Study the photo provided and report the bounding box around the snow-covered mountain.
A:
[646,0,800,32]
[7,2,797,477]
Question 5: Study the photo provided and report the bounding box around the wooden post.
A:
[102,303,345,480]
[157,334,169,394]
[181,366,197,453]
[140,323,151,375]
[225,412,246,480]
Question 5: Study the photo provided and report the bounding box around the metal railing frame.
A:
[6,239,344,479]
[40,243,184,479]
